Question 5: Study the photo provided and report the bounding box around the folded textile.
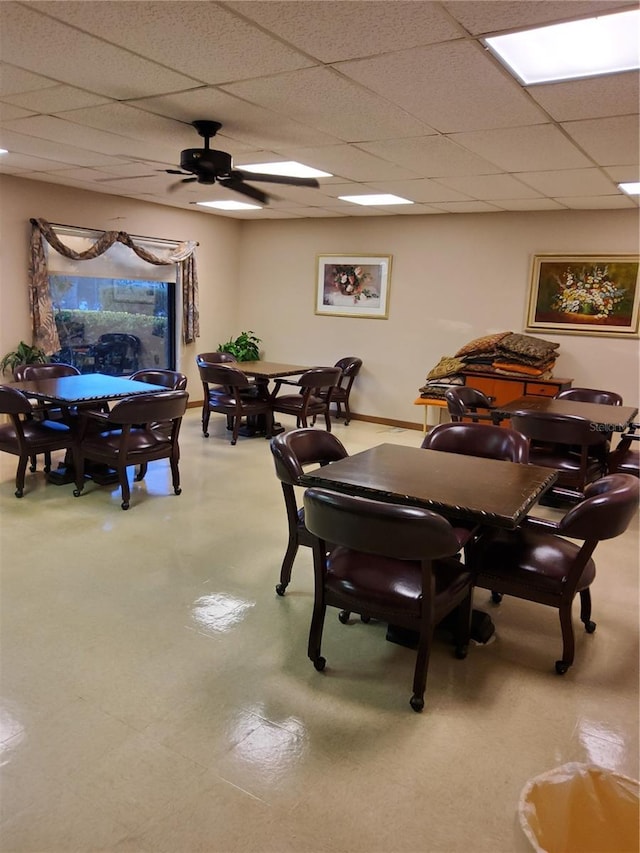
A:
[426,356,466,381]
[454,331,512,358]
[462,354,498,364]
[422,375,464,386]
[419,386,451,399]
[497,332,559,361]
[491,359,555,376]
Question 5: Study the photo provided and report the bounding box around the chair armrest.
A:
[520,515,560,532]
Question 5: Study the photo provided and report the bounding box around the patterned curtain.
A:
[29,218,199,355]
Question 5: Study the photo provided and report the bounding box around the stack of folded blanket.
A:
[419,331,560,398]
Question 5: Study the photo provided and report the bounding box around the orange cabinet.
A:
[462,371,572,406]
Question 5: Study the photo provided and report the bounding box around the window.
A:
[47,227,178,374]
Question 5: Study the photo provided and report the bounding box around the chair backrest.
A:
[298,366,342,390]
[197,361,252,390]
[21,362,80,380]
[557,474,639,541]
[511,411,605,449]
[196,352,237,365]
[445,386,495,421]
[270,428,348,487]
[0,385,33,416]
[421,422,529,463]
[557,387,623,406]
[303,487,461,561]
[105,390,188,426]
[335,356,362,388]
[98,333,142,353]
[129,369,187,390]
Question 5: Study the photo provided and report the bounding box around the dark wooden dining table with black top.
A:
[493,396,638,433]
[227,360,311,436]
[299,443,558,647]
[10,373,169,483]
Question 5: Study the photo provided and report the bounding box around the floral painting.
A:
[526,255,640,338]
[316,255,391,318]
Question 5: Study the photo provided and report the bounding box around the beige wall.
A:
[236,211,640,423]
[0,175,241,393]
[1,174,639,424]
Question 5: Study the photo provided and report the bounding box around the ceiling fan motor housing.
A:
[179,148,233,177]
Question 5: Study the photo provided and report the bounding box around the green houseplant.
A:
[0,341,47,376]
[217,330,261,362]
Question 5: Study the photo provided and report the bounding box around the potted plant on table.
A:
[0,341,47,376]
[217,330,261,362]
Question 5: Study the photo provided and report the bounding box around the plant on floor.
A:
[0,341,47,376]
[217,330,261,362]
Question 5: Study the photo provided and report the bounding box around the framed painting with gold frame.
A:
[315,255,391,319]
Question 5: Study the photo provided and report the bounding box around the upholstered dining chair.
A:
[473,473,639,674]
[510,411,607,501]
[271,366,341,431]
[72,390,188,510]
[314,356,362,425]
[556,387,623,406]
[270,428,348,596]
[0,385,75,497]
[609,422,639,478]
[445,386,501,424]
[421,421,529,462]
[303,487,473,712]
[129,368,188,391]
[197,362,272,445]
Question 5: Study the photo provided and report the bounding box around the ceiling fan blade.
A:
[219,178,269,205]
[233,170,319,188]
[167,177,198,193]
[164,168,190,175]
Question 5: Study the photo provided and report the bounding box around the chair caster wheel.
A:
[73,488,82,497]
[203,431,209,438]
[555,660,570,675]
[275,583,287,597]
[455,644,468,660]
[314,657,326,672]
[410,695,424,713]
[491,591,503,604]
[29,463,37,473]
[584,620,596,634]
[230,439,237,446]
[360,615,371,624]
[174,487,182,495]
[15,489,24,498]
[338,610,351,624]
[121,501,130,510]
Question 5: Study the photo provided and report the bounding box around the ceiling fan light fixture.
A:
[238,161,332,179]
[196,200,262,210]
[484,9,640,85]
[618,182,640,196]
[339,194,413,206]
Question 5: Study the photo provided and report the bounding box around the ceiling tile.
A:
[442,0,636,36]
[556,194,637,209]
[3,85,111,114]
[0,63,58,96]
[430,200,502,213]
[435,173,544,199]
[516,168,619,196]
[336,40,548,132]
[527,72,640,122]
[0,128,125,168]
[0,102,34,121]
[450,124,592,171]
[362,178,473,203]
[604,165,640,182]
[356,136,503,176]
[273,144,421,182]
[28,0,314,82]
[0,3,200,99]
[561,116,640,166]
[221,66,434,142]
[227,1,462,62]
[491,198,567,211]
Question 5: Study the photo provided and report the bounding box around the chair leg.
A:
[231,416,240,446]
[72,447,87,497]
[170,454,181,496]
[556,603,575,674]
[119,466,131,510]
[410,625,436,712]
[307,599,327,671]
[343,401,351,426]
[276,536,299,596]
[135,462,148,481]
[29,454,37,473]
[324,408,332,432]
[15,456,29,498]
[43,451,52,473]
[579,588,596,634]
[202,404,211,437]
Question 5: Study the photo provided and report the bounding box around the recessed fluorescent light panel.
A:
[618,182,640,196]
[485,9,640,84]
[196,200,262,210]
[338,194,413,206]
[238,161,332,178]
[0,148,8,154]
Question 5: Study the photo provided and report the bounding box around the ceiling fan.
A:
[164,120,320,204]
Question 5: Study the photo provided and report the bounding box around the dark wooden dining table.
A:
[228,360,311,436]
[299,443,558,530]
[493,396,638,432]
[9,373,169,483]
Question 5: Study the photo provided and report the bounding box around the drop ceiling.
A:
[1,0,638,219]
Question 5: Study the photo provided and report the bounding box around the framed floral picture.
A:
[526,254,640,338]
[315,255,392,318]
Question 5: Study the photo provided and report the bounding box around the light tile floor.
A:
[0,410,638,852]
